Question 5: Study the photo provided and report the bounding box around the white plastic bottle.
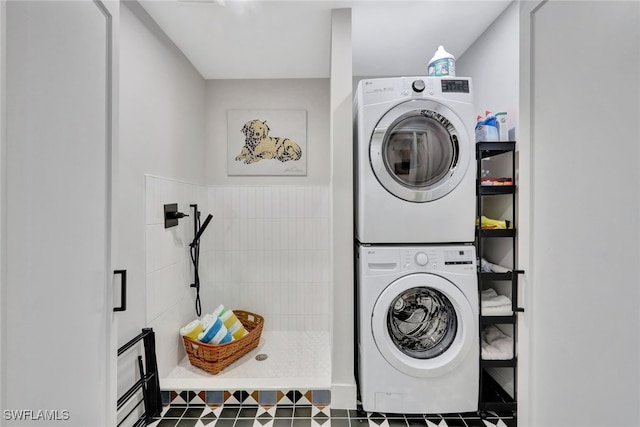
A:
[428,45,456,77]
[495,112,509,141]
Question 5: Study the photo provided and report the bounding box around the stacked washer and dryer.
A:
[354,77,479,414]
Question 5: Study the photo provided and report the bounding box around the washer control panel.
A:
[414,252,429,266]
[399,246,476,272]
[360,245,476,275]
[401,248,437,270]
[444,248,475,265]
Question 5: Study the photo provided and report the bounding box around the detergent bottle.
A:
[483,111,499,141]
[475,111,499,142]
[428,45,456,77]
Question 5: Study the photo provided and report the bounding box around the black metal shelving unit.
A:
[475,141,524,418]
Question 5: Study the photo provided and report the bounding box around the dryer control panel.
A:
[358,76,473,105]
[402,77,472,100]
[441,79,470,93]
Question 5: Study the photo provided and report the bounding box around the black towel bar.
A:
[117,328,162,426]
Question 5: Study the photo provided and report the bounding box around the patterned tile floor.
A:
[148,405,516,427]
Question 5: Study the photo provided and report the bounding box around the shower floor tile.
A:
[163,331,331,391]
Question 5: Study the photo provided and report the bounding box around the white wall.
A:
[455,0,521,398]
[457,2,519,135]
[522,1,640,426]
[202,20,354,405]
[144,176,208,377]
[118,0,206,384]
[457,1,520,193]
[204,185,331,331]
[202,78,333,333]
[329,8,357,409]
[0,0,6,415]
[206,79,330,186]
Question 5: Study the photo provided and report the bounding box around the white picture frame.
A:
[227,109,307,176]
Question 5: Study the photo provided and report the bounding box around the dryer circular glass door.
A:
[369,99,471,202]
[371,273,475,378]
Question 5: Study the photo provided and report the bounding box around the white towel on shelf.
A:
[482,305,513,316]
[481,288,498,298]
[481,325,514,360]
[480,258,510,273]
[481,288,512,316]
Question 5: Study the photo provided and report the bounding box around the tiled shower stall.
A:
[145,176,332,392]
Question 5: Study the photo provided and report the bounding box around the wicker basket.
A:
[182,310,264,375]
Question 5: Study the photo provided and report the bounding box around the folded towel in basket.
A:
[213,304,249,340]
[198,316,233,344]
[179,320,204,340]
[200,313,215,330]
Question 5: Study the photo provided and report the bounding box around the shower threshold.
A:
[161,330,331,391]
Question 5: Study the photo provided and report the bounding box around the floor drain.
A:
[255,354,268,361]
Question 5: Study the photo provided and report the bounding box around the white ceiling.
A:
[138,0,513,80]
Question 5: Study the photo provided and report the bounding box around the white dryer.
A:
[354,77,476,244]
[356,244,479,414]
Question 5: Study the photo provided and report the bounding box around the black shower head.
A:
[190,214,213,247]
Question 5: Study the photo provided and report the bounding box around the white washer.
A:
[357,244,479,414]
[354,77,476,244]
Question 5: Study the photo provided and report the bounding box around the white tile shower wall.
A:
[203,185,331,332]
[145,175,208,375]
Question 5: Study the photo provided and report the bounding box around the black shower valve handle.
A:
[164,203,189,229]
[166,211,189,220]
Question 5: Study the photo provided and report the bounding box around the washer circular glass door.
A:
[371,273,475,378]
[370,99,471,202]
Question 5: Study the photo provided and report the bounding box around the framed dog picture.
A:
[227,109,307,176]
